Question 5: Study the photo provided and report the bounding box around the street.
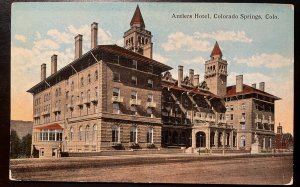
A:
[10,154,293,184]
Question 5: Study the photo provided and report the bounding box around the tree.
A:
[10,130,21,159]
[20,134,32,158]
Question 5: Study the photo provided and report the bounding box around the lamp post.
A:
[199,134,202,155]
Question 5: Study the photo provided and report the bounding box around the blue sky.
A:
[11,2,294,133]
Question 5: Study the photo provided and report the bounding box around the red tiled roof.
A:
[34,123,63,130]
[130,5,145,28]
[226,84,280,100]
[210,41,222,57]
[99,45,172,71]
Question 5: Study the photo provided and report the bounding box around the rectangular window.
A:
[131,91,137,100]
[226,106,230,111]
[230,105,234,111]
[49,130,55,141]
[131,76,137,85]
[130,106,137,115]
[113,72,120,81]
[113,103,120,114]
[132,60,137,69]
[230,114,234,120]
[147,95,153,102]
[147,79,153,88]
[241,103,246,110]
[113,88,120,97]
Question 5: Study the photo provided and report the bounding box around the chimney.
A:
[178,65,183,87]
[189,69,194,85]
[236,75,243,93]
[252,83,256,89]
[51,54,57,75]
[75,34,83,60]
[193,74,200,86]
[259,82,265,92]
[41,63,46,81]
[91,22,98,49]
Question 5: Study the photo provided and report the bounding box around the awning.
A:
[34,123,64,130]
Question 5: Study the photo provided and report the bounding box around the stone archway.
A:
[196,131,206,148]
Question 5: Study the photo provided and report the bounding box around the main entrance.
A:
[196,131,206,147]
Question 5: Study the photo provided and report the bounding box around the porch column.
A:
[207,128,210,149]
[222,130,226,149]
[192,128,196,148]
[214,130,218,148]
[230,130,234,149]
[263,137,266,150]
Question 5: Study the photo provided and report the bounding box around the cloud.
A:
[161,30,252,52]
[15,34,26,43]
[182,56,206,65]
[194,31,252,43]
[47,29,73,44]
[161,32,211,52]
[153,53,169,64]
[234,53,293,69]
[33,39,60,50]
[227,72,271,86]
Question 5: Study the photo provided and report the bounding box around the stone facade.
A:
[28,6,280,158]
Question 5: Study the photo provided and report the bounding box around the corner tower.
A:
[204,41,228,96]
[123,5,153,59]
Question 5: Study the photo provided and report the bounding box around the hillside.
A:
[10,120,33,138]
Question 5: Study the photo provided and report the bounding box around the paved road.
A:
[10,154,293,184]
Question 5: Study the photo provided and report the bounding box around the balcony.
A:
[112,96,124,103]
[262,119,268,124]
[130,99,141,106]
[41,110,50,116]
[33,113,40,118]
[269,121,275,125]
[146,101,157,108]
[255,118,262,123]
[218,119,227,124]
[67,104,74,109]
[239,118,246,123]
[111,142,121,147]
[52,106,61,113]
[90,95,98,103]
[83,97,91,104]
[76,100,83,106]
[194,115,201,120]
[129,142,139,147]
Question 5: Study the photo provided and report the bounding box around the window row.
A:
[113,72,154,88]
[69,125,97,144]
[226,103,246,112]
[112,126,154,144]
[37,129,63,142]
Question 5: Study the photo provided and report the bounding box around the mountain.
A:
[10,120,33,138]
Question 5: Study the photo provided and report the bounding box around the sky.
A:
[11,2,294,134]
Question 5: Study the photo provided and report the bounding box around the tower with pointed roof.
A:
[204,41,228,96]
[123,5,153,59]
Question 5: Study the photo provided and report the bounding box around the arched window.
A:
[240,135,246,148]
[71,81,74,91]
[81,77,84,86]
[85,125,90,143]
[70,127,74,141]
[79,126,83,141]
[95,71,98,81]
[87,74,91,84]
[130,126,137,143]
[92,125,97,144]
[147,128,153,143]
[55,89,58,97]
[87,89,91,101]
[112,125,119,143]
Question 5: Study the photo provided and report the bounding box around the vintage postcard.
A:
[10,2,293,184]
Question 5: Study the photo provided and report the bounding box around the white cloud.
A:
[153,53,169,64]
[33,39,60,50]
[15,34,26,43]
[47,29,73,44]
[194,31,252,43]
[161,30,252,52]
[161,32,211,52]
[234,53,293,69]
[227,72,271,87]
[182,56,206,65]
